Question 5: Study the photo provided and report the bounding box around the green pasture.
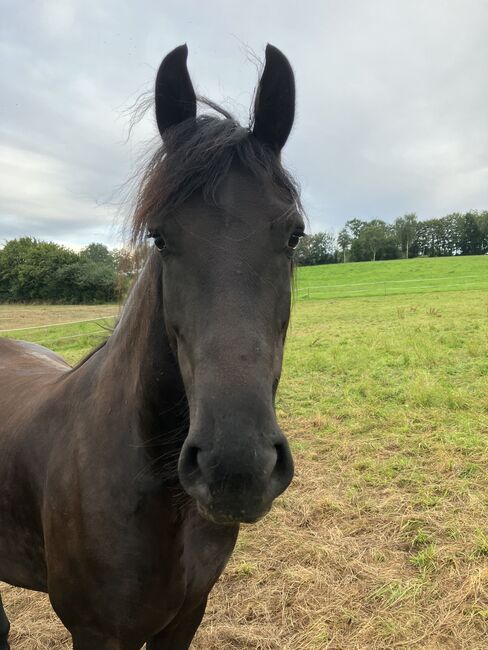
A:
[282,287,487,473]
[0,317,115,366]
[1,254,488,646]
[296,254,488,299]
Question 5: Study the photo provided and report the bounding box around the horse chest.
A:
[180,508,239,600]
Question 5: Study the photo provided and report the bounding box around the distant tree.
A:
[345,218,366,239]
[113,248,134,298]
[0,238,118,303]
[394,213,418,259]
[310,232,336,264]
[441,214,461,255]
[344,219,368,262]
[295,232,336,266]
[0,238,78,302]
[52,261,116,303]
[457,212,483,255]
[477,211,488,252]
[80,242,114,265]
[113,245,149,298]
[359,220,389,261]
[350,237,367,262]
[337,228,352,263]
[78,242,117,302]
[415,219,435,256]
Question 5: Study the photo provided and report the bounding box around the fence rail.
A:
[0,316,116,335]
[296,276,487,299]
[0,274,486,340]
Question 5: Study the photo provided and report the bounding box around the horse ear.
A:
[155,44,196,137]
[252,44,295,152]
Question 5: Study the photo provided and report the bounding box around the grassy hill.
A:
[296,255,488,299]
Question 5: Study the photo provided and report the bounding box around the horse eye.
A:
[288,230,304,249]
[154,236,166,251]
[147,229,166,251]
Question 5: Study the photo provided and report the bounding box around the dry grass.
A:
[192,420,488,649]
[3,421,488,649]
[0,587,69,649]
[0,305,117,331]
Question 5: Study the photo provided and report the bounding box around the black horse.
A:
[0,44,304,649]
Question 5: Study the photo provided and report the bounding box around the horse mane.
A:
[70,338,109,371]
[130,98,303,243]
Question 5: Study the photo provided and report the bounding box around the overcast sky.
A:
[1,0,487,249]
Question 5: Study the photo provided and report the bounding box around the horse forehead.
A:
[179,204,273,245]
[178,174,282,239]
[218,167,280,216]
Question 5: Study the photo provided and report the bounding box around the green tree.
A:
[476,211,488,252]
[0,238,118,303]
[53,261,117,303]
[337,228,352,263]
[345,218,366,239]
[80,243,114,265]
[394,213,418,259]
[113,245,149,298]
[457,212,483,255]
[295,232,336,266]
[359,220,389,261]
[0,238,78,301]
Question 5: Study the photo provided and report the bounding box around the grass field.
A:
[0,304,118,365]
[297,255,488,300]
[1,255,488,648]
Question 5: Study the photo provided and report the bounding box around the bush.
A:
[0,238,118,303]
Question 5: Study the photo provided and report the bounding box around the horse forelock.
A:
[129,99,303,244]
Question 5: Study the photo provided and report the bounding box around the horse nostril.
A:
[178,443,213,506]
[271,440,294,488]
[180,444,200,477]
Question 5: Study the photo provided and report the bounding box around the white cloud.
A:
[1,0,487,246]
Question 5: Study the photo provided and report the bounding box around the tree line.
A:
[1,210,487,302]
[296,210,488,265]
[0,238,144,304]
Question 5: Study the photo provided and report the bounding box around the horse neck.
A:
[95,250,187,441]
